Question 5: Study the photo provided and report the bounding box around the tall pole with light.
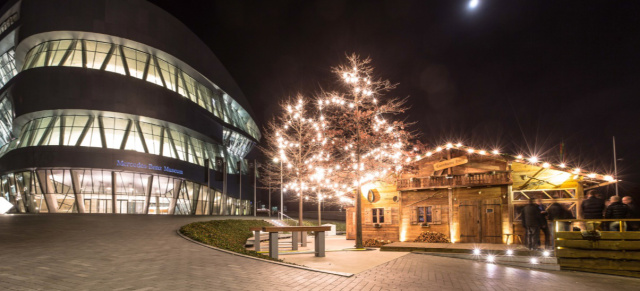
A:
[613,136,619,197]
[274,157,283,220]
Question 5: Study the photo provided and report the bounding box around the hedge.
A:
[179,219,280,261]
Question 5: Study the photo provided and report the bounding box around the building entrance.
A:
[459,199,502,243]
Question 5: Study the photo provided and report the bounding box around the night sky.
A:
[154,0,640,198]
[11,0,640,198]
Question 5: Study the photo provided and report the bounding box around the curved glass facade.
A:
[0,49,17,87]
[0,13,18,35]
[22,39,260,141]
[0,4,259,216]
[1,169,250,215]
[8,114,249,174]
[0,93,12,147]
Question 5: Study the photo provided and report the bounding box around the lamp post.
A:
[274,157,283,220]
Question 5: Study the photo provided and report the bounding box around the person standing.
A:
[536,199,550,249]
[622,196,639,231]
[605,196,629,231]
[547,199,572,247]
[522,198,545,250]
[581,190,605,219]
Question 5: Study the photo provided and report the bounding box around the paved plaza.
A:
[1,215,639,290]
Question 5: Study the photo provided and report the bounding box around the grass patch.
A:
[179,219,280,261]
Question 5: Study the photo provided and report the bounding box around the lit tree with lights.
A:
[259,95,328,226]
[319,54,420,248]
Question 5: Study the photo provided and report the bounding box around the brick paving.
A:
[1,215,639,290]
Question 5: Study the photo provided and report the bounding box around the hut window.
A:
[372,208,385,223]
[418,206,433,223]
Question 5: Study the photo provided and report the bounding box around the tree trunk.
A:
[318,198,322,226]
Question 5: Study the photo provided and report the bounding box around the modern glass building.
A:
[0,0,260,215]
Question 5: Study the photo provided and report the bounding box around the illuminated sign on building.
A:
[116,160,183,175]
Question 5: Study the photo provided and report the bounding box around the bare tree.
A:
[258,95,327,225]
[320,54,421,248]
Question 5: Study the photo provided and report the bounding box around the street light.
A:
[274,157,283,220]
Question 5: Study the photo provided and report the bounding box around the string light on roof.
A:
[413,142,613,183]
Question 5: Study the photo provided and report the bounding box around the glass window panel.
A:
[0,49,18,86]
[146,58,164,87]
[190,137,205,166]
[47,40,69,66]
[103,46,126,75]
[140,122,162,155]
[122,47,148,79]
[102,117,128,149]
[63,41,83,67]
[30,117,52,146]
[181,73,198,103]
[44,117,61,146]
[62,116,89,145]
[162,132,176,159]
[51,170,76,213]
[170,129,187,161]
[123,122,145,153]
[79,118,102,148]
[157,59,177,92]
[85,41,111,70]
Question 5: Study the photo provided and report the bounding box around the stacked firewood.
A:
[413,231,450,243]
[363,238,393,247]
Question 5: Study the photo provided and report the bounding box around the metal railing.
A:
[277,211,298,223]
[554,218,640,233]
[398,171,511,190]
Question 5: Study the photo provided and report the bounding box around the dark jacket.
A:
[522,204,545,228]
[547,203,572,221]
[626,203,639,219]
[605,201,629,219]
[581,197,605,219]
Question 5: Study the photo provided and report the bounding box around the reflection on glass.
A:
[0,49,18,88]
[0,169,246,215]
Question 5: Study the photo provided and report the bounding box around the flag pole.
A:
[613,136,619,197]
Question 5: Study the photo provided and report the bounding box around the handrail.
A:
[398,171,512,190]
[555,219,640,222]
[277,211,297,222]
[553,218,640,233]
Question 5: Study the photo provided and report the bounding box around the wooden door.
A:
[459,200,480,243]
[481,199,502,243]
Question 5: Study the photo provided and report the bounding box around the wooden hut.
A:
[346,145,616,244]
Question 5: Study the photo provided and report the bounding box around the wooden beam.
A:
[556,231,640,240]
[518,168,545,190]
[557,249,640,260]
[559,258,640,272]
[556,239,640,250]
